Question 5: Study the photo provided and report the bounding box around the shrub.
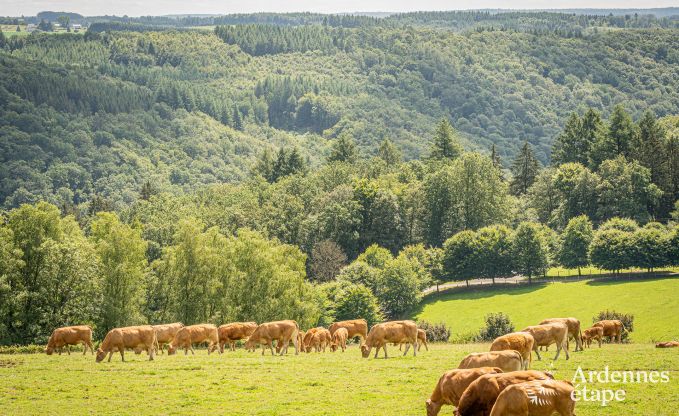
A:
[416,320,450,343]
[476,312,515,342]
[593,310,634,343]
[0,345,50,354]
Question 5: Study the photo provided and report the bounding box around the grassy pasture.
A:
[0,343,677,415]
[415,277,679,342]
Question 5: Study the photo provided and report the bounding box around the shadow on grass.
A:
[585,272,678,287]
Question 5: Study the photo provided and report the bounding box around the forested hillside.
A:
[0,12,678,211]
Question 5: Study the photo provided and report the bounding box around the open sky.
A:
[4,1,679,17]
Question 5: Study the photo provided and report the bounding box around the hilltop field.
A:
[415,276,679,343]
[0,343,677,415]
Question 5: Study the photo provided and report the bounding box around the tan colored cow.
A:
[168,324,219,355]
[276,329,305,354]
[96,325,157,362]
[521,323,570,361]
[330,327,348,352]
[656,341,679,348]
[458,350,523,373]
[302,327,319,351]
[329,319,368,345]
[361,320,418,358]
[244,320,299,356]
[218,322,257,353]
[582,326,604,348]
[397,328,429,352]
[306,327,332,353]
[456,370,554,416]
[489,379,576,416]
[45,325,94,355]
[490,332,534,370]
[539,317,583,352]
[152,322,184,354]
[593,319,625,343]
[426,367,503,416]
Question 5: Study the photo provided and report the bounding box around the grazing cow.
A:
[656,341,679,348]
[168,324,219,355]
[593,320,625,343]
[330,327,348,352]
[490,332,534,370]
[96,325,157,362]
[329,319,368,345]
[306,327,332,353]
[302,327,319,351]
[455,370,554,416]
[218,322,257,353]
[45,325,94,355]
[539,317,583,352]
[398,329,429,352]
[152,322,184,354]
[582,326,604,348]
[521,323,570,361]
[361,320,418,358]
[244,320,299,356]
[458,350,523,373]
[490,379,576,416]
[426,367,503,416]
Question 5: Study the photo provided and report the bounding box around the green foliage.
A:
[333,283,383,328]
[510,141,541,195]
[429,119,462,161]
[512,222,551,282]
[476,312,515,342]
[416,320,450,343]
[558,215,594,273]
[441,230,480,284]
[589,228,635,272]
[328,133,358,164]
[377,257,423,318]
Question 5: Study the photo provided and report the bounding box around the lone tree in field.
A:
[429,118,463,161]
[559,215,594,276]
[512,222,550,284]
[510,141,540,195]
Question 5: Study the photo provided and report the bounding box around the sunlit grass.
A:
[0,343,677,415]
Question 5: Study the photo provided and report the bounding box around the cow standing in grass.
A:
[218,322,257,352]
[45,325,94,355]
[521,323,570,360]
[96,325,157,362]
[152,322,183,354]
[539,317,583,352]
[426,367,503,416]
[593,319,625,343]
[329,319,368,346]
[361,320,418,359]
[244,320,300,356]
[168,324,220,355]
[490,332,534,370]
[330,327,348,352]
[582,326,604,348]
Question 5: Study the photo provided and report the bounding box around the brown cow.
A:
[539,317,583,352]
[490,332,534,370]
[361,320,418,358]
[330,327,348,352]
[593,320,625,343]
[656,341,679,348]
[426,367,504,416]
[455,370,554,416]
[306,327,332,353]
[582,326,604,348]
[329,319,368,345]
[218,322,257,353]
[458,350,523,373]
[152,322,183,354]
[302,327,319,351]
[276,329,305,354]
[96,325,157,362]
[168,324,219,355]
[397,328,429,352]
[489,379,576,416]
[521,323,570,360]
[45,325,94,355]
[244,320,299,356]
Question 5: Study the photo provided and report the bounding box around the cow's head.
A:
[167,345,177,355]
[425,399,442,416]
[44,346,54,355]
[330,343,337,352]
[95,349,106,362]
[360,344,370,358]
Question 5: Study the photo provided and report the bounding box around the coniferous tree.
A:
[232,105,243,130]
[328,132,358,163]
[552,112,582,165]
[377,138,402,165]
[591,105,636,167]
[510,141,540,195]
[635,111,667,188]
[429,119,462,160]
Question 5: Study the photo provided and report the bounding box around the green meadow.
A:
[1,343,677,415]
[415,276,679,343]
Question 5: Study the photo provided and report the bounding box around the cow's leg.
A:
[270,341,276,356]
[563,339,569,360]
[553,342,562,360]
[293,334,299,355]
[120,349,125,362]
[383,343,389,359]
[149,346,155,361]
[534,345,542,361]
[58,347,62,356]
[107,351,113,362]
[191,345,196,355]
[412,341,417,356]
[597,337,602,348]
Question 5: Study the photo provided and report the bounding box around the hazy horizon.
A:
[4,1,679,18]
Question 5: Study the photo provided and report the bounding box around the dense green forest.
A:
[1,11,679,344]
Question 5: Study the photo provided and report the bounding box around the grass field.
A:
[0,343,677,415]
[414,276,679,342]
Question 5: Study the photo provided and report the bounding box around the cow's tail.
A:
[292,321,300,355]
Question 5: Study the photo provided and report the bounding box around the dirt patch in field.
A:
[0,359,20,368]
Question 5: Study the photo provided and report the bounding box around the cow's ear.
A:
[493,367,503,373]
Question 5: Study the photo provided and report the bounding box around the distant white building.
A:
[26,24,37,32]
[71,24,82,32]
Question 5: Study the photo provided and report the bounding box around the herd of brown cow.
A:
[45,316,671,415]
[426,317,630,416]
